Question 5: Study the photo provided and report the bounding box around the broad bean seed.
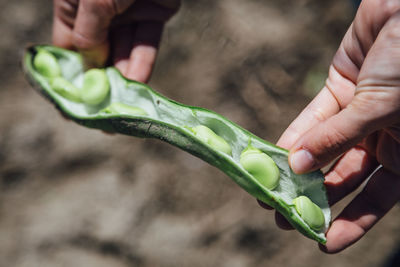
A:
[240,146,280,190]
[191,125,232,155]
[81,69,110,105]
[33,50,61,78]
[293,195,325,231]
[51,77,81,102]
[102,102,147,116]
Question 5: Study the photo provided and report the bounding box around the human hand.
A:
[262,0,400,253]
[52,0,180,82]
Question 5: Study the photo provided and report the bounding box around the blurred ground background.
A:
[1,0,400,266]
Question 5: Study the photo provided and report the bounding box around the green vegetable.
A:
[240,146,280,190]
[293,195,325,231]
[81,69,110,105]
[191,125,232,155]
[33,49,61,78]
[23,45,331,244]
[102,102,147,116]
[51,77,81,102]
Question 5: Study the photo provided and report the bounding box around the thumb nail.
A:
[290,149,315,174]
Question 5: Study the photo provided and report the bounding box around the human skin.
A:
[52,0,180,82]
[262,0,400,253]
[52,0,400,254]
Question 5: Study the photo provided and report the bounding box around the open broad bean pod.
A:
[23,45,331,244]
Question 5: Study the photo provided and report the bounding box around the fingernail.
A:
[290,149,315,174]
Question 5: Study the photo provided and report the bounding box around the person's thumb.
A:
[288,94,392,174]
[72,0,135,67]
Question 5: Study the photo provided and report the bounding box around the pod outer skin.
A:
[23,45,330,244]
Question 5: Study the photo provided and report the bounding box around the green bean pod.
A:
[23,45,330,244]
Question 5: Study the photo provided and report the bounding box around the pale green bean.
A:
[33,50,61,78]
[191,125,232,155]
[102,102,147,116]
[293,195,325,231]
[81,69,110,105]
[51,77,81,102]
[240,146,280,190]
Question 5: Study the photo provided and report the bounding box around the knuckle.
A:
[72,30,104,49]
[385,12,400,39]
[311,106,328,123]
[55,0,79,27]
[381,0,400,18]
[352,92,394,123]
[72,31,89,49]
[351,93,376,113]
[61,0,79,14]
[362,0,400,18]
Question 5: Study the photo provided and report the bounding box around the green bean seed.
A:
[102,102,147,116]
[191,125,232,155]
[240,146,280,190]
[33,50,61,78]
[81,69,110,105]
[293,195,325,231]
[51,77,81,102]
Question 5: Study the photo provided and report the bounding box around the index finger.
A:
[277,64,355,149]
